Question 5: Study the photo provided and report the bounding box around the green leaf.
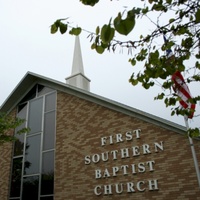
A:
[0,112,29,145]
[91,43,96,49]
[181,37,193,48]
[195,53,200,59]
[152,3,166,11]
[162,81,172,89]
[51,19,68,34]
[51,23,58,34]
[80,0,99,6]
[96,26,100,35]
[100,24,115,44]
[142,81,154,89]
[129,78,138,86]
[101,42,108,49]
[59,22,68,34]
[149,50,159,65]
[95,35,100,44]
[188,128,200,138]
[95,45,105,54]
[69,27,82,35]
[195,9,200,23]
[166,0,172,4]
[171,110,175,116]
[114,11,135,36]
[154,93,165,100]
[195,61,200,69]
[142,7,149,14]
[132,7,141,15]
[129,58,136,66]
[168,97,176,106]
[190,15,194,21]
[169,18,175,23]
[175,25,186,35]
[164,97,169,107]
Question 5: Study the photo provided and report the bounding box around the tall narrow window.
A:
[24,134,41,175]
[43,111,55,150]
[9,85,56,200]
[41,151,54,195]
[28,97,43,134]
[14,103,27,156]
[22,176,39,200]
[10,158,23,198]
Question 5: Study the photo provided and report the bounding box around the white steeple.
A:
[65,36,90,91]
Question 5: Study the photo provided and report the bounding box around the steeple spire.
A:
[71,36,84,75]
[65,36,90,91]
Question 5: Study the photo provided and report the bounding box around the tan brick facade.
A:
[55,91,200,200]
[1,90,200,200]
[0,142,13,200]
[0,111,15,200]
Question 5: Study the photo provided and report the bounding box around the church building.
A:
[0,37,200,200]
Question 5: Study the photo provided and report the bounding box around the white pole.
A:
[184,116,200,188]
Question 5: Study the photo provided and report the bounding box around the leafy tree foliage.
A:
[0,112,28,145]
[51,0,200,136]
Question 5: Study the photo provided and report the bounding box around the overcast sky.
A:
[0,0,199,129]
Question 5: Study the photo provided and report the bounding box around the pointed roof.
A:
[71,36,84,75]
[65,36,90,91]
[0,72,186,134]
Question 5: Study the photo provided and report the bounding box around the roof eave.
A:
[0,72,186,134]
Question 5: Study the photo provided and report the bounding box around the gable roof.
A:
[0,71,186,134]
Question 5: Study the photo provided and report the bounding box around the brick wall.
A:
[0,111,15,200]
[0,142,13,200]
[55,91,200,200]
[2,91,199,200]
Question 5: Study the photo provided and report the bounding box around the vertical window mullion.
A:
[20,101,29,200]
[39,96,45,199]
[10,86,56,200]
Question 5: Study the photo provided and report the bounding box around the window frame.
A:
[9,85,56,200]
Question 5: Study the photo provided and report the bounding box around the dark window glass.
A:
[24,134,41,175]
[10,85,56,200]
[43,111,55,150]
[40,196,53,200]
[37,84,45,94]
[38,85,54,97]
[22,176,39,200]
[10,158,23,197]
[45,92,56,112]
[18,102,27,113]
[14,103,27,156]
[17,102,27,121]
[28,97,43,134]
[9,199,20,200]
[20,85,37,103]
[41,151,54,195]
[14,135,24,157]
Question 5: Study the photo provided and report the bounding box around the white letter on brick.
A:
[95,169,102,179]
[148,179,159,191]
[94,185,101,195]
